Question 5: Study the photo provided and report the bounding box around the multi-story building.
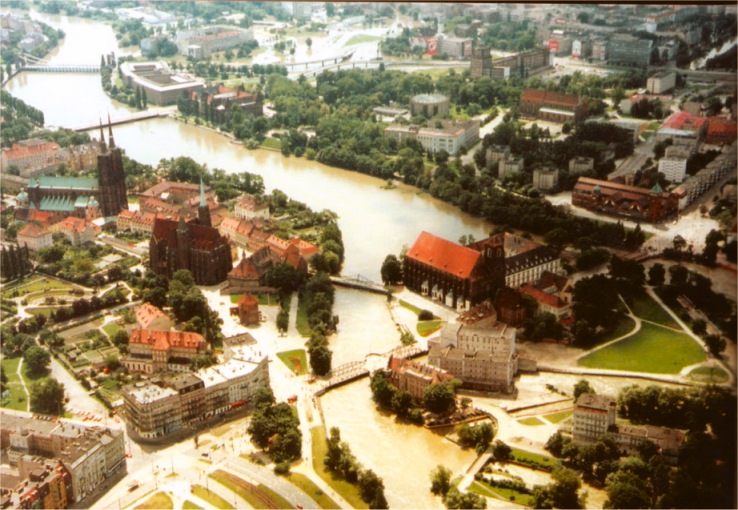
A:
[135,303,173,331]
[0,412,126,506]
[519,89,587,123]
[473,48,549,80]
[673,144,736,209]
[647,71,676,94]
[572,177,679,223]
[384,121,479,155]
[16,223,53,252]
[502,233,563,289]
[485,145,510,170]
[571,39,591,59]
[436,34,472,58]
[532,168,559,191]
[176,25,254,59]
[119,61,204,105]
[386,356,454,401]
[658,145,690,182]
[569,156,594,175]
[608,33,653,67]
[428,309,518,392]
[49,216,100,247]
[0,140,61,174]
[116,210,173,235]
[122,357,269,440]
[572,393,617,445]
[6,458,72,510]
[470,47,493,79]
[122,329,210,374]
[705,117,738,145]
[656,111,708,153]
[498,157,524,179]
[234,194,270,221]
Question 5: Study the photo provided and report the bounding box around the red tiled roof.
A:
[18,223,51,239]
[521,89,580,108]
[289,238,319,255]
[152,217,228,251]
[662,111,708,131]
[229,257,259,278]
[135,303,169,330]
[129,329,207,350]
[2,141,60,161]
[520,284,566,309]
[53,216,98,234]
[406,231,481,279]
[238,293,258,307]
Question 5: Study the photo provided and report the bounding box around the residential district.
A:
[0,2,736,510]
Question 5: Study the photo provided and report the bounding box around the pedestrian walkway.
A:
[16,357,29,412]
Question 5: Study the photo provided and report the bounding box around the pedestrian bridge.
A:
[20,64,100,73]
[70,112,170,132]
[330,274,388,295]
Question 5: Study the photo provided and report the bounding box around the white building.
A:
[384,120,479,155]
[176,25,254,58]
[498,157,524,179]
[647,71,676,94]
[658,145,690,182]
[533,168,559,191]
[17,223,53,252]
[234,194,270,220]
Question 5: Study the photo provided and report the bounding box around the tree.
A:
[668,264,689,287]
[105,354,120,371]
[358,469,385,505]
[276,309,289,334]
[380,254,402,285]
[430,465,452,496]
[24,346,50,376]
[111,329,129,348]
[648,263,665,286]
[492,440,512,462]
[604,465,652,509]
[532,467,584,509]
[573,379,594,400]
[444,486,487,509]
[423,382,455,414]
[30,377,65,415]
[309,344,332,376]
[691,318,707,336]
[306,37,313,49]
[705,334,726,358]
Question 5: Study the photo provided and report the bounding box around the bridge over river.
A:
[70,111,172,132]
[330,274,388,295]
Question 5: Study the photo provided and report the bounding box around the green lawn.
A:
[543,410,572,424]
[470,479,534,507]
[102,322,125,339]
[134,492,173,510]
[261,137,282,150]
[510,447,560,471]
[277,349,308,376]
[211,469,293,509]
[579,322,706,374]
[518,416,545,426]
[182,500,203,510]
[624,291,678,328]
[398,300,422,315]
[192,485,233,509]
[1,357,28,411]
[26,306,56,318]
[417,320,444,337]
[2,277,72,299]
[599,315,637,343]
[689,365,730,383]
[344,34,381,46]
[310,427,368,509]
[296,294,310,336]
[230,293,242,304]
[286,472,340,509]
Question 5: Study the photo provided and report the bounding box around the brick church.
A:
[21,120,128,221]
[403,231,506,311]
[148,181,232,285]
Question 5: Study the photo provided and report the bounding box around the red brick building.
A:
[572,177,678,223]
[519,89,587,123]
[235,293,260,326]
[705,117,738,145]
[387,356,454,402]
[403,232,505,311]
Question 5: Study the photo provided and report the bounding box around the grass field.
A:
[192,485,233,509]
[277,349,308,376]
[310,427,368,509]
[286,472,340,509]
[296,295,310,336]
[510,447,560,471]
[417,320,444,337]
[2,277,72,299]
[211,469,293,509]
[134,492,173,510]
[398,300,422,315]
[578,322,706,374]
[689,365,730,383]
[543,410,572,424]
[602,315,637,342]
[1,357,28,411]
[625,291,678,328]
[102,322,125,339]
[470,479,534,507]
[182,500,203,510]
[344,34,381,46]
[261,137,282,151]
[518,416,545,426]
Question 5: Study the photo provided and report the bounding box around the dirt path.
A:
[17,357,29,412]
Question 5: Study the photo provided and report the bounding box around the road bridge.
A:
[295,59,467,78]
[281,51,354,71]
[71,111,171,132]
[20,64,100,73]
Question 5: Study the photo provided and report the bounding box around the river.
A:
[5,9,493,282]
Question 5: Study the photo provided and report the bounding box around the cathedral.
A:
[148,181,232,285]
[19,119,128,221]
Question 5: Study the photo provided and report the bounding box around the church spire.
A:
[107,113,116,148]
[199,177,206,208]
[197,178,212,227]
[98,118,107,151]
